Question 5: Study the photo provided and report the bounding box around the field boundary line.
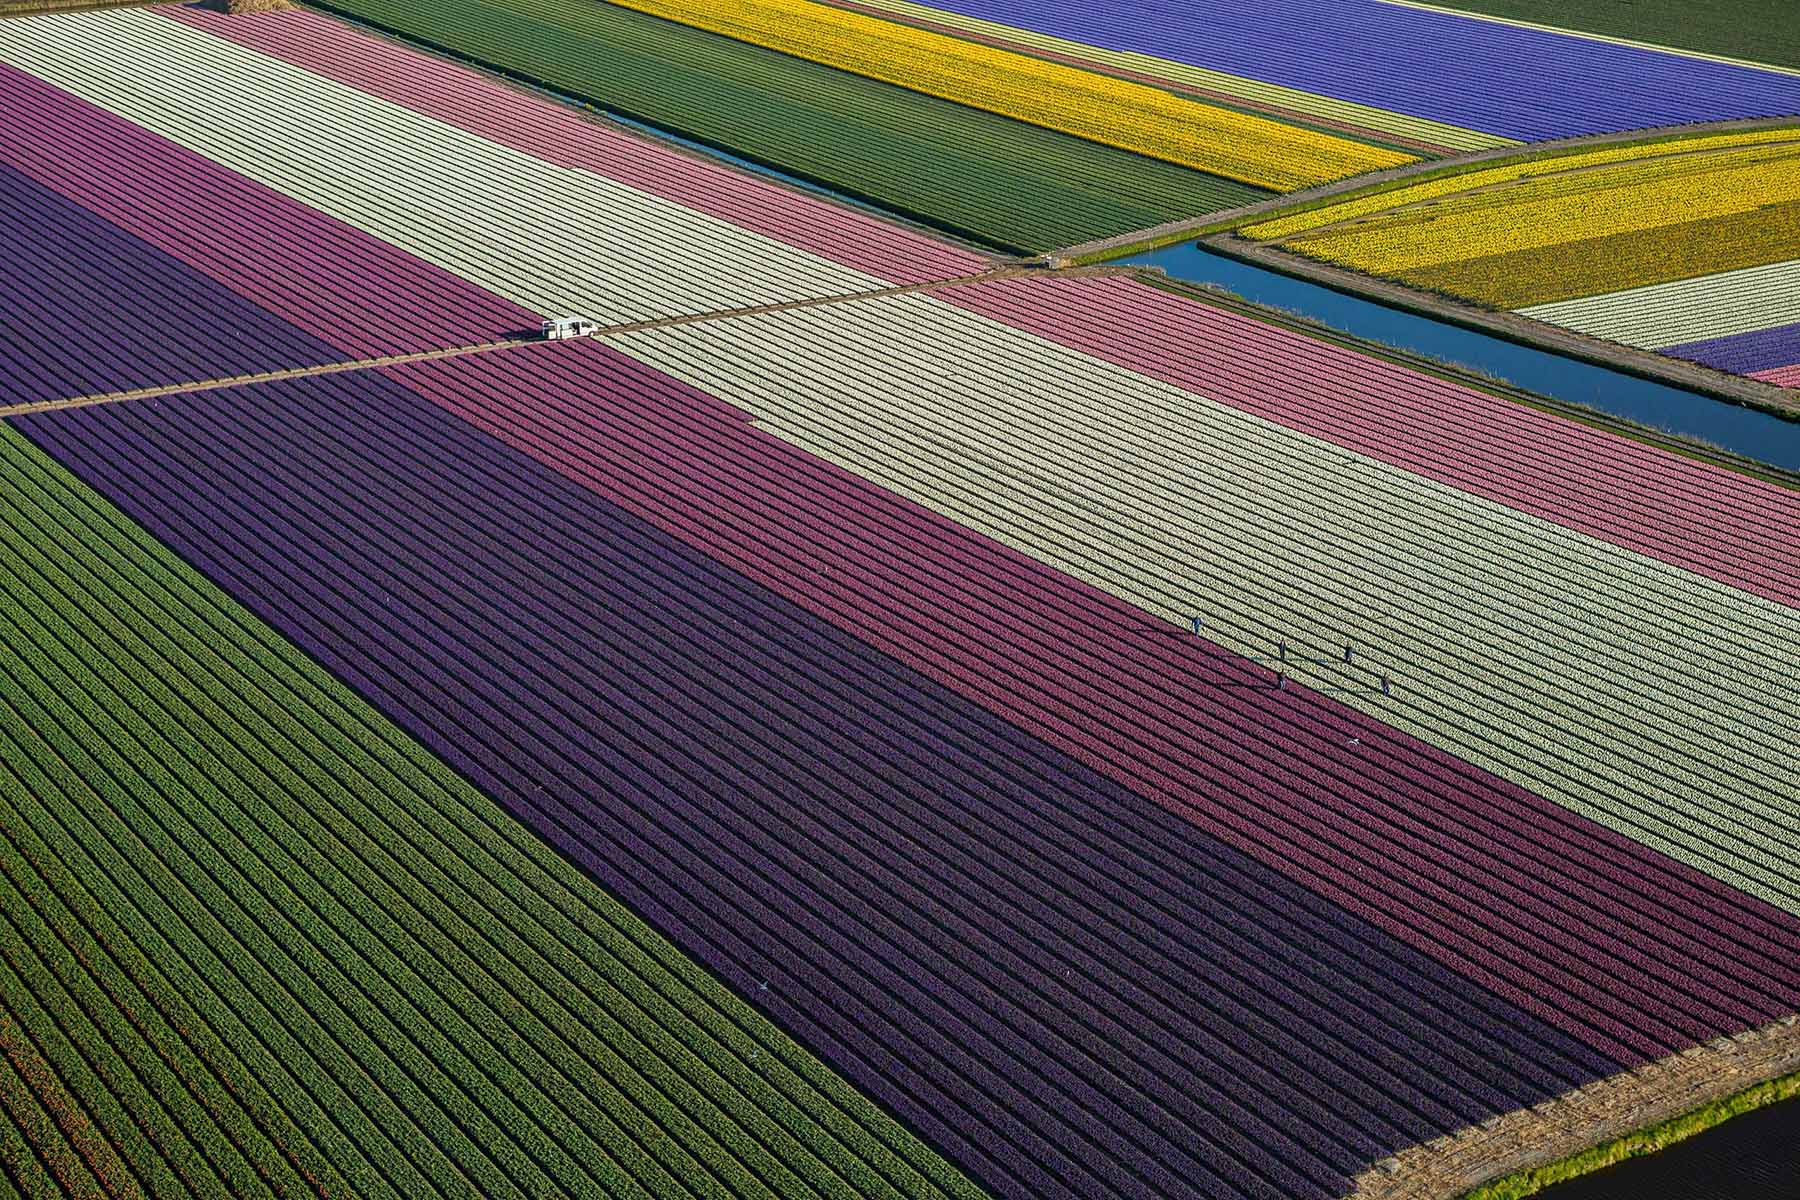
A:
[1374,0,1800,78]
[1,265,1137,418]
[1349,1012,1800,1199]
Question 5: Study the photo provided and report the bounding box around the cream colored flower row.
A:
[606,289,1800,916]
[0,8,889,323]
[1520,258,1800,347]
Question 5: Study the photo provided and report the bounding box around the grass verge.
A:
[1462,1070,1800,1200]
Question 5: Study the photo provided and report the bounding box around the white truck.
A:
[540,317,601,340]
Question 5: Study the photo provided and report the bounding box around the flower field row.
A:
[875,0,1800,140]
[5,6,1799,1198]
[10,354,1634,1200]
[0,158,345,405]
[609,280,1800,922]
[830,0,1509,151]
[22,335,1800,1200]
[1242,127,1800,240]
[287,0,1264,251]
[1518,259,1800,368]
[1242,129,1800,384]
[0,9,930,325]
[0,422,980,1200]
[1393,200,1800,308]
[1668,322,1800,380]
[1270,140,1800,275]
[0,57,539,406]
[167,4,983,286]
[602,0,1415,189]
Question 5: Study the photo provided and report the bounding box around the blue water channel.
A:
[1125,243,1800,472]
[1537,1093,1800,1199]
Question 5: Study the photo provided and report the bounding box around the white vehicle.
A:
[540,317,601,340]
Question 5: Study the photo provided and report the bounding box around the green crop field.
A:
[306,0,1268,250]
[1429,0,1800,70]
[0,423,982,1200]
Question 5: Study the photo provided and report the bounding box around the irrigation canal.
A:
[1126,242,1800,472]
[1535,1093,1800,1199]
[327,4,1800,475]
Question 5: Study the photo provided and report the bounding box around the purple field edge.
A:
[0,162,343,405]
[1664,320,1800,375]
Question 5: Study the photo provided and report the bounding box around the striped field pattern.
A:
[1669,322,1800,376]
[611,281,1800,922]
[599,0,1415,187]
[291,0,1269,250]
[10,356,1634,1200]
[166,5,986,286]
[864,0,1800,139]
[2,5,1799,1200]
[1392,200,1800,308]
[20,335,1800,1196]
[0,160,347,405]
[1244,129,1800,383]
[0,419,984,1200]
[1517,259,1800,354]
[820,0,1508,151]
[0,9,911,323]
[1386,0,1800,72]
[1268,139,1800,275]
[1242,128,1800,240]
[0,59,531,401]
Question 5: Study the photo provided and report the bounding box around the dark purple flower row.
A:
[0,163,342,406]
[20,365,1626,1200]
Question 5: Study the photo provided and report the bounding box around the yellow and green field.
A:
[1243,127,1800,310]
[605,0,1418,189]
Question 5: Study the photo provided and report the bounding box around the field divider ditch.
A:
[2,263,1141,419]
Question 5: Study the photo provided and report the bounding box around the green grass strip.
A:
[305,0,1266,250]
[0,420,988,1200]
[1463,1069,1800,1200]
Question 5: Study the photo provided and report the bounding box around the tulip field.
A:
[302,0,1267,250]
[598,0,1416,187]
[2,4,1799,1200]
[1245,129,1800,385]
[839,0,1800,141]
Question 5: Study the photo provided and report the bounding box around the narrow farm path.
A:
[2,263,1138,418]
